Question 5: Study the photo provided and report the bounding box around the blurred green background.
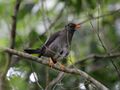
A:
[0,0,120,90]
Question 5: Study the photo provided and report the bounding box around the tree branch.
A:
[74,53,120,65]
[10,0,21,49]
[0,1,21,90]
[48,7,64,30]
[79,8,120,25]
[38,8,120,90]
[8,0,21,66]
[45,72,64,90]
[46,52,120,89]
[5,0,21,73]
[3,0,21,75]
[3,48,108,90]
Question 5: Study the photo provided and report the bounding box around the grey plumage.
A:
[24,23,80,63]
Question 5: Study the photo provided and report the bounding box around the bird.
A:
[24,23,80,69]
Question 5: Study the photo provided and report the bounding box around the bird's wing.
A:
[39,31,61,55]
[45,31,61,46]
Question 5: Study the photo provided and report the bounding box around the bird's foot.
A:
[49,58,54,68]
[58,63,65,70]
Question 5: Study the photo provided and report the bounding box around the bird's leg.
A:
[48,57,65,70]
[48,58,54,68]
[58,62,65,70]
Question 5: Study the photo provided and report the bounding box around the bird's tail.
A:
[24,49,41,54]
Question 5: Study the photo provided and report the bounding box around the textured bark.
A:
[4,48,109,90]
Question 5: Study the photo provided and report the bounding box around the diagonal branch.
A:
[74,53,120,65]
[89,17,120,79]
[43,6,120,90]
[45,72,64,90]
[46,52,120,89]
[3,48,108,90]
[79,8,120,25]
[48,7,64,30]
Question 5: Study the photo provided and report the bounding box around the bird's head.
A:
[65,23,80,32]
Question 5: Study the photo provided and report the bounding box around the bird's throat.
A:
[66,30,75,45]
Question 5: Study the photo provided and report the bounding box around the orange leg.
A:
[49,58,54,68]
[58,62,65,70]
[48,58,65,70]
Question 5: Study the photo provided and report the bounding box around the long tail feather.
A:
[24,49,41,54]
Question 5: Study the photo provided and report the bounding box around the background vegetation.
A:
[0,0,120,90]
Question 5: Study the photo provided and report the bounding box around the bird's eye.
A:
[69,24,74,28]
[66,23,75,29]
[68,24,72,27]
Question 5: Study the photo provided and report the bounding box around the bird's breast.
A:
[43,31,73,59]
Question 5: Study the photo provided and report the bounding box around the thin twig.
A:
[10,0,21,49]
[4,0,21,76]
[30,63,44,90]
[90,13,120,79]
[74,53,120,65]
[89,16,120,80]
[79,8,120,25]
[41,0,48,32]
[9,0,21,64]
[4,48,109,90]
[45,72,64,90]
[48,7,64,30]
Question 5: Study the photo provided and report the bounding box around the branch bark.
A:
[74,53,120,65]
[3,48,109,90]
[45,72,64,90]
[10,0,21,49]
[45,52,120,89]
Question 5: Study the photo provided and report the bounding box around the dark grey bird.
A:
[24,23,80,68]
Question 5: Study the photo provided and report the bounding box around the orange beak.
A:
[75,24,80,29]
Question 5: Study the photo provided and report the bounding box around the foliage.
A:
[0,0,120,90]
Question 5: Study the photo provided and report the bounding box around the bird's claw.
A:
[49,58,54,68]
[58,63,65,70]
